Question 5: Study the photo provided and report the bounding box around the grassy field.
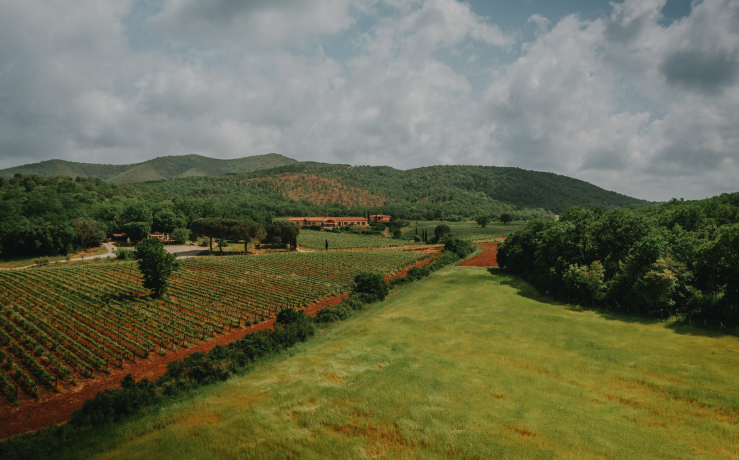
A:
[0,246,110,269]
[298,230,414,250]
[63,267,738,459]
[401,221,527,242]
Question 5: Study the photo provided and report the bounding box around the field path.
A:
[459,243,498,267]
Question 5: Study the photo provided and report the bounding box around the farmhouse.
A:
[148,232,174,242]
[370,214,391,223]
[288,217,368,228]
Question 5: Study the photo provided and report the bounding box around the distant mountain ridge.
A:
[1,153,651,213]
[0,153,297,183]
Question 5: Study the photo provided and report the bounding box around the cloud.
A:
[0,0,737,202]
[150,0,358,49]
[474,0,739,200]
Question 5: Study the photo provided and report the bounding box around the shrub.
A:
[34,257,50,267]
[352,273,390,302]
[442,235,474,259]
[114,248,135,260]
[276,308,306,326]
[171,228,190,244]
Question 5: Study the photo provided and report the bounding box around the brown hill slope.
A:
[244,172,386,207]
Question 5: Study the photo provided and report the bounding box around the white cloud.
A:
[0,0,737,201]
[150,0,359,49]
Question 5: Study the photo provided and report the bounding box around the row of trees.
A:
[189,218,299,252]
[497,194,739,323]
[475,213,513,228]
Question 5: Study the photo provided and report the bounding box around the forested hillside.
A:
[238,162,650,215]
[0,154,296,183]
[0,158,654,258]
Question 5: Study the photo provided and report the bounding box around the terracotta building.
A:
[288,217,368,228]
[370,214,392,223]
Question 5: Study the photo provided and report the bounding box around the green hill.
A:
[0,153,297,183]
[223,162,652,215]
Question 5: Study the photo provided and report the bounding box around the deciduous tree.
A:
[73,219,105,248]
[134,238,179,298]
[434,224,451,241]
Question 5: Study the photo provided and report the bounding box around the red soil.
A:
[385,254,438,281]
[0,256,436,440]
[459,243,499,267]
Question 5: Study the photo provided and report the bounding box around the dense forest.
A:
[497,193,739,324]
[0,157,654,258]
[0,175,279,257]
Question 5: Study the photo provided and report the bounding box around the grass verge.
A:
[0,246,110,269]
[15,267,739,459]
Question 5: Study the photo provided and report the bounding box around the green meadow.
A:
[69,267,738,459]
[401,220,527,242]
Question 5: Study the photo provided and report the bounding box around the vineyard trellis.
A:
[0,250,427,403]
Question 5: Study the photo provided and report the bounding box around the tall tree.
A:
[120,201,152,226]
[235,219,266,253]
[476,215,489,228]
[73,219,105,248]
[434,224,451,242]
[134,238,179,298]
[152,210,186,233]
[267,221,300,250]
[190,217,240,253]
[123,222,151,241]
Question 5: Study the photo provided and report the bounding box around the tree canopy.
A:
[497,194,739,324]
[267,221,299,250]
[134,238,179,298]
[434,224,451,241]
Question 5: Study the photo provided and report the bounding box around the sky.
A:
[0,0,736,201]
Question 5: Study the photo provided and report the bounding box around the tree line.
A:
[0,166,638,259]
[497,193,739,324]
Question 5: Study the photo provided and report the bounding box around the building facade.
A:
[370,214,392,223]
[288,217,368,228]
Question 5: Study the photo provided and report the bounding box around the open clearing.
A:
[401,221,526,242]
[79,267,739,459]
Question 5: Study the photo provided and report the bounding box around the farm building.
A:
[288,217,368,228]
[112,233,127,242]
[370,214,392,223]
[148,232,174,242]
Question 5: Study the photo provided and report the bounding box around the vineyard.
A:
[0,250,427,404]
[298,231,417,250]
